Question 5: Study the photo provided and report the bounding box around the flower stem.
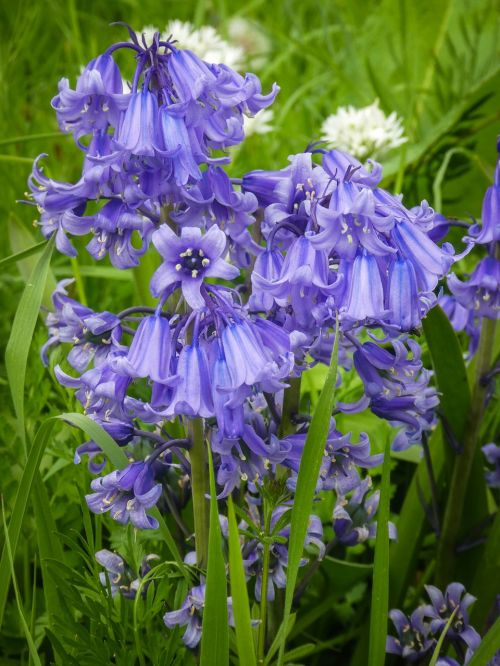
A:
[435,315,498,586]
[189,418,210,568]
[258,502,272,664]
[279,377,301,438]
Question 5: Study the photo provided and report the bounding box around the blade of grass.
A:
[5,235,55,451]
[368,439,392,666]
[200,444,229,666]
[0,240,47,269]
[1,499,42,666]
[227,496,257,666]
[467,616,500,665]
[428,607,458,666]
[277,317,339,666]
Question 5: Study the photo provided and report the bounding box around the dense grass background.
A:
[0,0,499,664]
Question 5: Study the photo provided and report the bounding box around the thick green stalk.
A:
[189,418,210,568]
[435,315,498,586]
[279,377,301,438]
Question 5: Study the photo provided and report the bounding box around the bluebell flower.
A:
[482,443,500,488]
[386,607,434,662]
[423,583,481,662]
[164,584,236,649]
[41,280,121,371]
[439,293,480,358]
[95,549,158,598]
[115,88,159,157]
[282,420,382,495]
[333,476,397,545]
[466,148,500,245]
[448,256,500,320]
[52,54,128,138]
[339,337,439,450]
[64,200,154,269]
[150,224,239,309]
[125,315,173,384]
[86,461,162,529]
[162,340,214,418]
[240,503,324,602]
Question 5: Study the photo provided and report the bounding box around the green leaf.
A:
[0,239,47,269]
[422,305,471,441]
[467,616,500,665]
[0,417,57,628]
[471,507,500,626]
[227,496,257,666]
[368,439,392,666]
[200,445,229,666]
[428,606,458,666]
[277,317,339,666]
[1,500,42,666]
[5,235,55,450]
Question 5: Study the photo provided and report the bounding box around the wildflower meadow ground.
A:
[0,1,499,665]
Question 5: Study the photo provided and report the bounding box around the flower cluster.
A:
[386,582,495,665]
[320,99,407,161]
[30,19,466,656]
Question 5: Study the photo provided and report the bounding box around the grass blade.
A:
[200,444,229,666]
[467,616,500,665]
[277,317,339,666]
[428,607,458,666]
[368,439,392,666]
[227,496,257,666]
[1,500,42,666]
[5,235,55,451]
[0,240,47,269]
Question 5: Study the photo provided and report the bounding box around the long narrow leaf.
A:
[0,240,47,269]
[277,318,339,666]
[467,616,500,665]
[428,607,458,666]
[1,500,42,666]
[5,235,55,450]
[227,496,257,666]
[368,439,392,666]
[200,444,229,666]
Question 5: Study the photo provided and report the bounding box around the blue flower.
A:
[448,255,500,320]
[386,607,434,662]
[466,146,500,245]
[150,224,239,309]
[52,54,127,138]
[86,461,162,529]
[482,443,500,488]
[126,315,173,384]
[333,477,397,545]
[95,549,158,598]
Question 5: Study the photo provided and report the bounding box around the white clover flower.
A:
[321,100,407,161]
[243,109,274,136]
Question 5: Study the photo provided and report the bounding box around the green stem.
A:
[189,418,210,568]
[258,502,272,664]
[70,256,87,306]
[279,377,301,438]
[435,315,498,586]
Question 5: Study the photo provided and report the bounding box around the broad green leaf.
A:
[5,235,55,450]
[277,318,339,666]
[471,507,500,626]
[0,239,47,269]
[389,427,446,607]
[467,616,500,665]
[422,305,471,442]
[1,500,42,666]
[368,439,392,666]
[200,445,229,666]
[227,496,257,666]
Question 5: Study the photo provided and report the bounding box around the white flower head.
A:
[226,17,271,69]
[243,109,274,136]
[321,100,407,161]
